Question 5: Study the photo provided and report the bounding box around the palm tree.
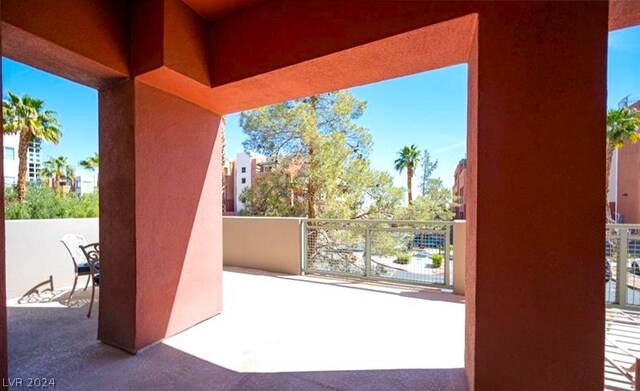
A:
[65,165,76,191]
[43,156,69,193]
[79,152,99,171]
[607,107,640,222]
[39,166,54,188]
[394,144,421,205]
[79,152,99,187]
[3,92,62,202]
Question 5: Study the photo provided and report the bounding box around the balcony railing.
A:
[302,219,454,288]
[4,218,636,306]
[606,224,640,309]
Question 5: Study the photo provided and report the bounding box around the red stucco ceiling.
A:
[609,0,640,31]
[182,0,639,30]
[181,0,261,20]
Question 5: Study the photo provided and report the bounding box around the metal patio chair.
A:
[60,234,91,303]
[79,243,100,318]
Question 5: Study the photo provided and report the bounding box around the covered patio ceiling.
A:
[183,0,639,30]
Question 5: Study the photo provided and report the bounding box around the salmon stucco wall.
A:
[99,80,223,352]
[466,3,607,389]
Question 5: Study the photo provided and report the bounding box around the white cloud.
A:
[433,140,466,155]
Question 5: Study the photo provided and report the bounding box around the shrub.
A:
[394,252,412,265]
[374,264,388,276]
[431,253,443,268]
[4,185,99,219]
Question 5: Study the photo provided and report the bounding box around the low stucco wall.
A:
[5,217,302,299]
[6,218,99,299]
[7,217,462,300]
[453,220,466,296]
[223,217,303,275]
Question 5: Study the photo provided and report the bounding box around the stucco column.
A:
[98,79,223,352]
[466,3,607,390]
[0,10,8,380]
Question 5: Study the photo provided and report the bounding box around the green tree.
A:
[79,152,99,171]
[4,185,98,220]
[606,107,640,222]
[419,149,438,196]
[239,165,307,217]
[395,186,454,222]
[42,156,70,193]
[240,90,373,218]
[221,117,227,213]
[40,166,54,187]
[3,92,62,202]
[79,152,99,188]
[328,160,403,220]
[65,164,76,190]
[394,144,421,206]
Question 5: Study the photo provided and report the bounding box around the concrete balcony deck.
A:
[7,267,466,390]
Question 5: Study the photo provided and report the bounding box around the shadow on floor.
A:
[8,303,467,390]
[13,281,94,309]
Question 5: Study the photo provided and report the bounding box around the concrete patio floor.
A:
[7,267,467,390]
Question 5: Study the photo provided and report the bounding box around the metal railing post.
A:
[301,220,307,274]
[365,226,372,277]
[618,228,629,306]
[444,225,451,287]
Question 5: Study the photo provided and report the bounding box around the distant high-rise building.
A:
[3,134,42,185]
[74,175,96,195]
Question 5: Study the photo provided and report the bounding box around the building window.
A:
[241,178,246,184]
[241,167,246,173]
[4,147,15,160]
[4,176,15,185]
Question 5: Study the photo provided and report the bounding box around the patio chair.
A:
[79,243,100,318]
[60,234,92,303]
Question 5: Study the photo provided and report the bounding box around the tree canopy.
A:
[3,91,62,202]
[238,89,453,222]
[79,152,99,171]
[419,149,438,196]
[240,91,405,219]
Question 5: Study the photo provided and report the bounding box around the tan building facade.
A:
[613,100,640,223]
[452,158,467,220]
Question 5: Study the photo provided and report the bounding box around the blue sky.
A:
[2,58,98,176]
[2,25,639,184]
[225,64,467,189]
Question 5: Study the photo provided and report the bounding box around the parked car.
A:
[631,259,640,275]
[409,233,445,249]
[606,259,612,283]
